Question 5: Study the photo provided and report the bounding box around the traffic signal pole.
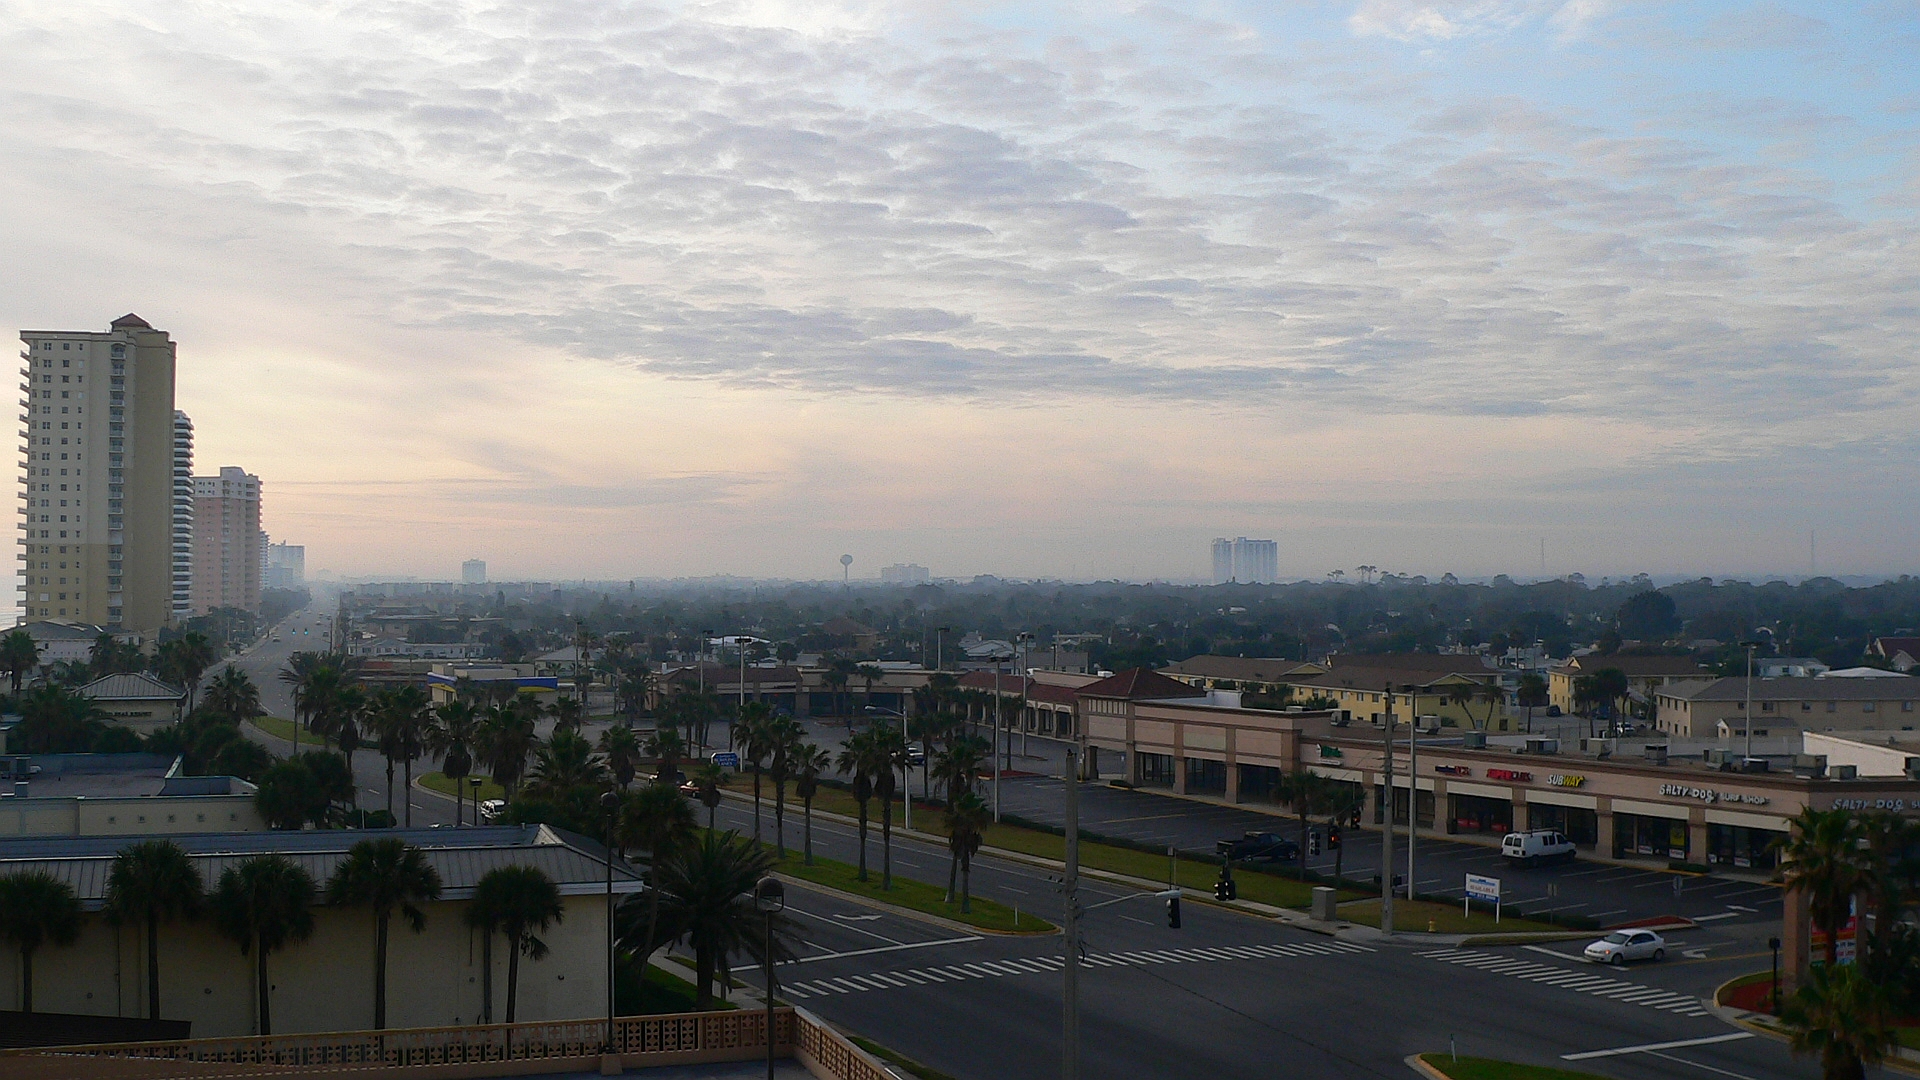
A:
[1063,745,1080,1080]
[1381,685,1396,938]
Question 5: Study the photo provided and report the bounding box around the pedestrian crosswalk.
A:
[1416,949,1710,1017]
[780,938,1374,1000]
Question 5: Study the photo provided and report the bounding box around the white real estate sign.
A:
[1465,873,1500,923]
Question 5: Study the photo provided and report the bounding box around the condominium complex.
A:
[462,558,487,584]
[189,466,263,615]
[267,540,306,589]
[1210,536,1278,584]
[17,315,179,633]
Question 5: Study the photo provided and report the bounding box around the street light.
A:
[468,776,483,827]
[753,876,786,1080]
[866,704,912,832]
[600,789,622,1060]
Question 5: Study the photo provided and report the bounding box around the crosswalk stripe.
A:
[1423,951,1710,1021]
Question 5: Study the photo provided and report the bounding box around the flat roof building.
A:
[0,753,262,835]
[189,466,262,615]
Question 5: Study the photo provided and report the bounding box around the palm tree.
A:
[599,725,641,789]
[617,783,697,986]
[210,855,316,1035]
[468,866,563,1023]
[326,837,442,1029]
[1516,673,1548,734]
[945,793,991,912]
[1591,667,1630,729]
[0,630,43,694]
[171,632,217,713]
[548,695,585,737]
[286,659,340,754]
[764,716,804,857]
[103,839,204,1020]
[731,703,775,843]
[644,726,686,786]
[855,663,886,713]
[527,730,609,796]
[203,666,263,724]
[1782,961,1897,1080]
[690,761,727,829]
[379,686,432,827]
[330,685,366,807]
[822,658,855,719]
[1446,682,1476,728]
[794,743,830,865]
[625,830,798,1008]
[428,699,479,826]
[477,700,539,804]
[869,726,907,889]
[932,735,986,807]
[0,871,82,1013]
[1780,808,1869,965]
[837,730,879,881]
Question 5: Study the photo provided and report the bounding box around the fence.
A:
[0,1008,893,1080]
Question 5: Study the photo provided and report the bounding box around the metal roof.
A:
[0,825,642,910]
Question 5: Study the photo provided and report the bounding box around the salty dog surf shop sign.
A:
[1465,873,1501,923]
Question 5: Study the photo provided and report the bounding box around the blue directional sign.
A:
[712,752,741,769]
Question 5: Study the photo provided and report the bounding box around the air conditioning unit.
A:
[1830,764,1858,781]
[1705,749,1735,766]
[1462,731,1486,749]
[1644,745,1668,765]
[1740,757,1770,773]
[1523,737,1558,755]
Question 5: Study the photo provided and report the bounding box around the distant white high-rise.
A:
[462,558,487,584]
[266,542,305,589]
[1211,537,1278,584]
[880,563,930,584]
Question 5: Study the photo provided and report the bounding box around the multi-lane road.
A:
[215,609,1828,1079]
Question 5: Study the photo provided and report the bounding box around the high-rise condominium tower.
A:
[190,467,262,615]
[1210,537,1279,584]
[18,315,178,633]
[171,411,195,622]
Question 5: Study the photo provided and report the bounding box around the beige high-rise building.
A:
[189,467,262,615]
[18,314,178,634]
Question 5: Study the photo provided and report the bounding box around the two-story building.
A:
[1653,676,1920,738]
[1547,654,1709,716]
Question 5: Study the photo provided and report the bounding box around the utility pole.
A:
[1745,641,1757,759]
[1062,744,1081,1080]
[1406,685,1418,903]
[1381,684,1396,938]
[994,650,1005,821]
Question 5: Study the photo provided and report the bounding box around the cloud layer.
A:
[1,0,1915,580]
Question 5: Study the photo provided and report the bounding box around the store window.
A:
[1240,764,1280,801]
[1615,812,1688,860]
[1386,786,1435,829]
[1528,804,1599,847]
[1185,757,1227,795]
[1137,752,1175,787]
[1708,824,1783,870]
[1450,793,1513,835]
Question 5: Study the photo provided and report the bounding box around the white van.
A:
[1502,829,1577,866]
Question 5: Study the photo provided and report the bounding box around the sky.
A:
[2,0,1916,585]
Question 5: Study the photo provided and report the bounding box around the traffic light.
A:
[1328,826,1342,850]
[1214,868,1236,902]
[1166,895,1182,929]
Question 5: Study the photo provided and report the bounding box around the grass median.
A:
[248,715,309,744]
[419,771,508,802]
[1416,1054,1609,1080]
[767,843,1054,934]
[1339,898,1560,934]
[725,777,1362,910]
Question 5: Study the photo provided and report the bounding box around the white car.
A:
[1584,929,1666,966]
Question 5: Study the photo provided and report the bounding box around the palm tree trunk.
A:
[882,796,893,890]
[147,907,161,1014]
[374,911,390,1029]
[1298,809,1309,881]
[803,798,814,864]
[961,854,973,913]
[455,783,463,827]
[20,947,33,1013]
[480,931,493,1023]
[947,848,958,903]
[257,938,272,1035]
[506,931,522,1023]
[857,802,869,881]
[774,778,787,857]
[385,758,396,820]
[695,945,716,1009]
[404,757,414,827]
[751,768,762,844]
[642,884,664,987]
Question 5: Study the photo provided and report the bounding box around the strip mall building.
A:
[1076,670,1920,872]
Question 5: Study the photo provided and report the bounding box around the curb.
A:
[772,872,1050,938]
[1405,1053,1450,1079]
[1707,974,1920,1076]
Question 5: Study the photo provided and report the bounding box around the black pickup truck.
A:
[1215,831,1301,862]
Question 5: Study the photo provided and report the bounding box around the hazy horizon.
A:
[6,1,1916,590]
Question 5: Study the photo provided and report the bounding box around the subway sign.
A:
[1546,774,1585,787]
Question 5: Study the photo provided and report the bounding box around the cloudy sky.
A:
[3,0,1915,583]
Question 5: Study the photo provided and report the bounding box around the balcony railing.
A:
[0,1006,893,1080]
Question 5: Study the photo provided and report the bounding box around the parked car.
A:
[1583,929,1666,965]
[906,746,927,767]
[1216,831,1301,862]
[1501,829,1578,866]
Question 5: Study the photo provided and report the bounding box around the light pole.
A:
[1062,743,1080,1080]
[1405,684,1418,904]
[753,877,786,1080]
[936,627,948,671]
[469,776,482,827]
[1381,684,1396,938]
[1017,632,1034,758]
[993,647,1009,822]
[866,705,911,832]
[1742,639,1760,760]
[600,789,621,1060]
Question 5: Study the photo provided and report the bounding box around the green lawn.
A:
[1418,1055,1611,1080]
[1339,898,1561,934]
[770,846,1054,934]
[419,771,507,802]
[729,778,1361,910]
[848,1036,958,1080]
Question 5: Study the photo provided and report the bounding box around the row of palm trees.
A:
[0,628,219,704]
[0,836,572,1032]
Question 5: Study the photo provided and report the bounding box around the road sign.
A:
[712,752,741,769]
[1465,873,1501,924]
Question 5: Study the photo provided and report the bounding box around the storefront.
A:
[1528,804,1600,847]
[1450,793,1513,835]
[1615,811,1689,861]
[1239,764,1281,801]
[1185,757,1227,795]
[1137,752,1175,787]
[1380,786,1435,829]
[1707,823,1784,870]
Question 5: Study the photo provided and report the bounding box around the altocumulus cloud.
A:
[0,0,1914,437]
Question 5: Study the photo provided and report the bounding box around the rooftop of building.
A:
[1162,655,1323,683]
[14,619,112,641]
[0,753,251,799]
[1551,654,1711,677]
[0,825,640,909]
[1078,667,1207,700]
[1657,675,1920,702]
[78,672,185,702]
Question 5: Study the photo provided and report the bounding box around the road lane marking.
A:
[1522,945,1584,962]
[786,906,905,945]
[1419,949,1710,1017]
[795,936,982,964]
[1561,1032,1754,1060]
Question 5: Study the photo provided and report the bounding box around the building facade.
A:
[1547,654,1709,716]
[462,558,487,584]
[170,410,194,622]
[1210,537,1278,584]
[266,541,305,589]
[18,315,179,633]
[1653,676,1920,738]
[189,466,263,615]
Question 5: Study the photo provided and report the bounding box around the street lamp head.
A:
[754,876,786,914]
[600,789,622,812]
